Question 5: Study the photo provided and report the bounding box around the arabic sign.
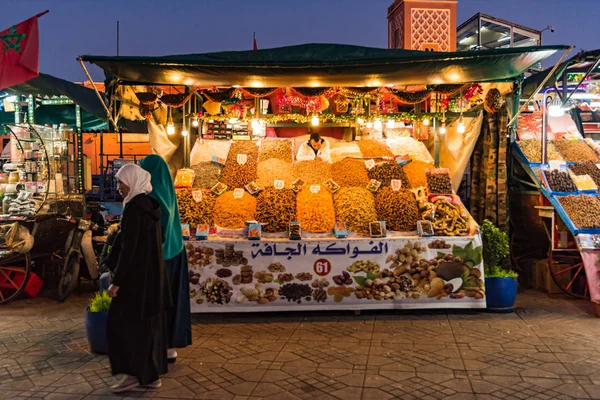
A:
[187,235,486,312]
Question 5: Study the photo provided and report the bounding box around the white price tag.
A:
[595,164,600,170]
[233,188,245,198]
[549,160,565,170]
[274,180,285,189]
[310,185,321,193]
[192,190,203,203]
[237,154,247,165]
[391,179,402,191]
[365,159,376,170]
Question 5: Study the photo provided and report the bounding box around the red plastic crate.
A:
[0,270,43,298]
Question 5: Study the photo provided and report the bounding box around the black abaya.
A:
[107,194,171,385]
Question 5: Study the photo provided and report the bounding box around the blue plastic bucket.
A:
[485,277,518,311]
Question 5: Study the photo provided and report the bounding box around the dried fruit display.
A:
[375,188,419,231]
[312,288,327,302]
[347,260,380,274]
[329,142,362,162]
[268,262,286,273]
[552,140,599,162]
[311,278,330,288]
[404,160,435,188]
[255,187,296,232]
[213,191,257,229]
[253,270,275,283]
[296,187,335,233]
[517,139,563,163]
[332,271,353,285]
[569,161,600,187]
[215,244,248,267]
[292,160,332,184]
[330,158,370,187]
[385,241,426,271]
[327,285,355,302]
[216,268,233,278]
[186,244,215,268]
[357,139,393,158]
[368,163,411,189]
[585,138,600,156]
[190,139,231,164]
[198,278,232,304]
[259,139,293,162]
[428,197,470,236]
[279,283,312,303]
[176,189,215,226]
[543,169,577,192]
[237,284,279,304]
[295,272,313,281]
[256,159,294,188]
[191,162,222,188]
[558,195,600,229]
[226,141,259,162]
[333,187,377,234]
[426,171,453,194]
[428,240,451,249]
[355,274,415,300]
[386,137,434,164]
[220,158,258,188]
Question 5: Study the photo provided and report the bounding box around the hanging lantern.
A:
[311,114,320,126]
[166,108,175,135]
[423,118,430,126]
[439,123,447,135]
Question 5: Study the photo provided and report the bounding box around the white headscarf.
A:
[115,164,153,206]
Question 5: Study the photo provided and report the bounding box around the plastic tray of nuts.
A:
[540,167,578,197]
[542,188,600,235]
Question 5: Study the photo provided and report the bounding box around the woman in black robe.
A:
[106,164,171,393]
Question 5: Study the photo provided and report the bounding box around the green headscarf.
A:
[140,155,184,260]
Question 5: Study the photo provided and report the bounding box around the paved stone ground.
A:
[1,290,600,400]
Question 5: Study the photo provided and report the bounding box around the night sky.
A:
[2,0,599,82]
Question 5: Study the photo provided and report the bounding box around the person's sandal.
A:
[110,376,139,393]
[167,348,177,364]
[143,379,162,389]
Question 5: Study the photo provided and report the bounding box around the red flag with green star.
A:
[0,11,47,90]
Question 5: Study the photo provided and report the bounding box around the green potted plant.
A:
[481,220,518,311]
[85,291,112,354]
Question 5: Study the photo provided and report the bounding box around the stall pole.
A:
[76,58,119,129]
[506,47,573,129]
[27,95,34,124]
[541,98,548,164]
[433,94,440,167]
[99,132,104,200]
[75,105,83,193]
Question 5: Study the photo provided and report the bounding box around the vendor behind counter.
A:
[296,132,331,162]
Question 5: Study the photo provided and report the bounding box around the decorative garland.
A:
[389,89,431,105]
[161,91,196,108]
[201,88,236,103]
[292,87,332,97]
[339,87,380,98]
[429,84,466,96]
[200,112,441,124]
[241,87,280,98]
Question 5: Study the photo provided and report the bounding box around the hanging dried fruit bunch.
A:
[256,187,297,232]
[375,188,419,231]
[213,191,257,229]
[331,158,370,187]
[333,187,377,234]
[296,187,335,233]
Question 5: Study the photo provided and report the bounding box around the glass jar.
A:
[0,173,8,184]
[8,171,20,183]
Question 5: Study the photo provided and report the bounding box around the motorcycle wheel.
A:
[57,251,80,302]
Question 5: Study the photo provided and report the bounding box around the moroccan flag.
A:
[0,11,47,90]
[253,32,258,51]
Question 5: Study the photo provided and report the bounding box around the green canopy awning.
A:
[522,49,600,97]
[4,73,108,119]
[80,43,569,88]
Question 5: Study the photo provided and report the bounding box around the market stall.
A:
[80,43,566,312]
[510,49,600,305]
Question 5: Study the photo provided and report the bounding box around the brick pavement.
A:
[1,290,600,399]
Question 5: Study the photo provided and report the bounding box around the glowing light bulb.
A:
[167,123,175,135]
[192,118,199,127]
[548,98,565,117]
[357,117,365,124]
[386,119,395,129]
[182,128,189,137]
[439,124,447,135]
[366,122,373,129]
[229,117,239,124]
[423,118,430,126]
[311,115,320,126]
[457,121,466,134]
[251,118,260,130]
[374,119,383,131]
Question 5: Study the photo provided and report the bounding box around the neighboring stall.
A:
[511,49,600,307]
[81,43,566,312]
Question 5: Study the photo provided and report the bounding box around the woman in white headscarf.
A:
[106,164,171,393]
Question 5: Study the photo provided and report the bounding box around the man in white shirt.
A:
[296,133,331,162]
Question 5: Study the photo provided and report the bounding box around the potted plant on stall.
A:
[84,291,112,354]
[481,220,518,312]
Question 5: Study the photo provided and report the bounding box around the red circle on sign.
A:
[314,259,332,276]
